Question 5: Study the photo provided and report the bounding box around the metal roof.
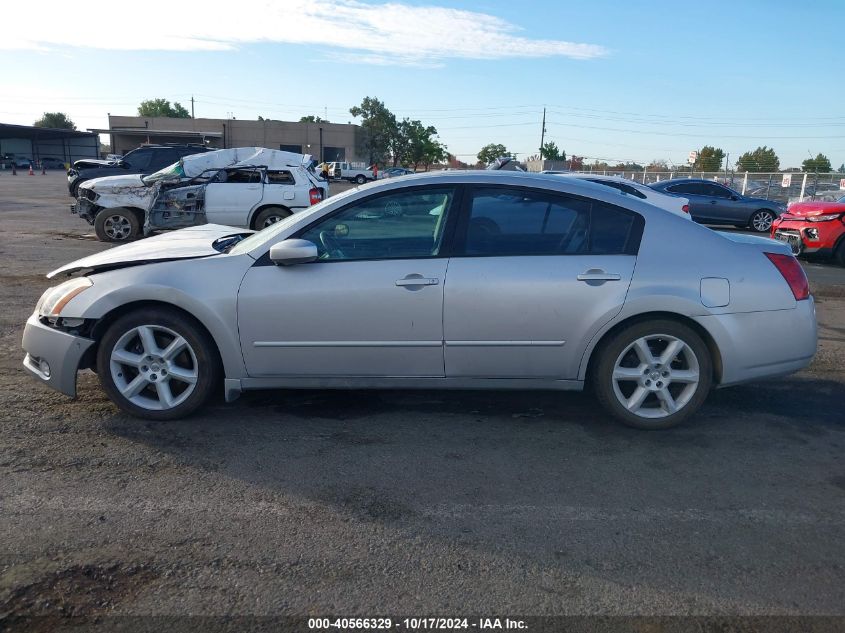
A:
[0,122,97,140]
[90,127,223,138]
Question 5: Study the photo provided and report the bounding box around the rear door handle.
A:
[577,271,621,282]
[396,276,439,287]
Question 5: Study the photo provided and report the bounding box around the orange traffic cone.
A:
[28,164,34,176]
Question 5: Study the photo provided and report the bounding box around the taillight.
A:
[681,204,689,214]
[765,252,809,301]
[309,187,323,205]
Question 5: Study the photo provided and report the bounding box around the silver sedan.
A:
[22,171,817,429]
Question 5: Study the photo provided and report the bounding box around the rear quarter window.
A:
[266,170,296,185]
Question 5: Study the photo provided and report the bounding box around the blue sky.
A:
[3,0,844,168]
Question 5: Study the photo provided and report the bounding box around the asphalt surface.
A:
[1,171,844,628]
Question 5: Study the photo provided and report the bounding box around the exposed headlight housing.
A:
[36,277,93,318]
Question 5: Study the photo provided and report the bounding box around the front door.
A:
[444,186,641,379]
[237,186,457,377]
[204,168,265,227]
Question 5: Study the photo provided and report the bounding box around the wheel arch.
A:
[84,300,227,377]
[580,311,723,386]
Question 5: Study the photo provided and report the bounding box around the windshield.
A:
[142,161,185,185]
[227,186,362,256]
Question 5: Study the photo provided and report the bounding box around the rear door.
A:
[443,186,642,380]
[666,182,713,221]
[264,169,308,211]
[203,168,265,227]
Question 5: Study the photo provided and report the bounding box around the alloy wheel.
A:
[611,334,700,419]
[109,324,199,411]
[751,211,774,232]
[104,215,133,240]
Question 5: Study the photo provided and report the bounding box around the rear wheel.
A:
[592,320,713,429]
[94,208,140,242]
[834,240,845,267]
[253,206,291,229]
[749,209,776,233]
[96,308,219,420]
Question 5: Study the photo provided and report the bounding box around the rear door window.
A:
[666,182,707,196]
[459,187,643,257]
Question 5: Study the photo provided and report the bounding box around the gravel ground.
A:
[1,172,844,629]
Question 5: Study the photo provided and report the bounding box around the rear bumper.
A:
[694,298,817,387]
[21,313,95,397]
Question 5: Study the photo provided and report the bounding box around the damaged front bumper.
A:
[22,313,95,398]
[70,198,97,224]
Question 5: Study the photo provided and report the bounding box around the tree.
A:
[349,97,398,166]
[477,143,511,165]
[541,141,564,161]
[33,112,76,130]
[802,153,832,173]
[736,146,780,172]
[647,159,668,171]
[694,146,725,171]
[299,115,328,123]
[137,98,191,118]
[838,164,845,173]
[394,119,446,170]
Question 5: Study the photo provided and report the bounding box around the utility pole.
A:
[191,95,195,119]
[539,107,546,160]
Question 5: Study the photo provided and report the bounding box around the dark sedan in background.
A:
[649,178,785,232]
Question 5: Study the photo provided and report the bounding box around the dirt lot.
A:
[1,172,844,628]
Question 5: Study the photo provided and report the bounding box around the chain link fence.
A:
[571,170,845,204]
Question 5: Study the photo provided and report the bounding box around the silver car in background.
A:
[22,171,817,429]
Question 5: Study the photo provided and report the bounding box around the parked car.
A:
[649,178,785,232]
[327,161,374,184]
[74,147,328,242]
[39,157,67,170]
[2,154,33,168]
[771,196,845,265]
[552,173,690,218]
[380,167,415,179]
[23,171,816,429]
[67,144,210,197]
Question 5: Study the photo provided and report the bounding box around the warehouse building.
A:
[94,115,363,163]
[0,123,99,167]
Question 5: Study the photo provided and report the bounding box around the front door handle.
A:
[396,275,439,287]
[577,270,621,282]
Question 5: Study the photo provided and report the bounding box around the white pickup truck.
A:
[328,161,374,184]
[73,147,329,242]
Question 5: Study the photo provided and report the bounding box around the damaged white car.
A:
[72,147,329,242]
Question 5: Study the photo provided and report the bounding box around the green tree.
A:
[694,146,725,171]
[349,97,398,165]
[838,163,845,174]
[477,143,511,165]
[395,119,446,170]
[541,141,564,161]
[802,153,832,173]
[299,115,328,123]
[33,112,76,130]
[137,98,191,118]
[736,146,780,172]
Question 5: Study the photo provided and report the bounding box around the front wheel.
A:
[96,308,220,420]
[749,209,776,233]
[355,174,367,185]
[94,208,141,242]
[592,320,713,429]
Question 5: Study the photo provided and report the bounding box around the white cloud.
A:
[1,0,607,64]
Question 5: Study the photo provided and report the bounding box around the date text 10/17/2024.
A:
[308,618,528,630]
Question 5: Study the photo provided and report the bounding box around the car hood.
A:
[81,173,146,191]
[73,158,116,169]
[47,224,254,278]
[784,201,845,217]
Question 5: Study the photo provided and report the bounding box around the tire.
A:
[355,174,367,185]
[69,180,81,198]
[834,239,845,267]
[749,209,776,233]
[592,319,713,430]
[94,208,141,242]
[253,206,291,229]
[96,307,220,420]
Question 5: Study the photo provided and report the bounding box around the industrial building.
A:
[0,123,99,166]
[94,115,363,163]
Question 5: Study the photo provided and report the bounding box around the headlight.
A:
[805,213,843,222]
[36,277,93,318]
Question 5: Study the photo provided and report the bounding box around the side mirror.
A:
[118,160,129,168]
[269,239,318,266]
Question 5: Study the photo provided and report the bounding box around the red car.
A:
[771,196,845,266]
